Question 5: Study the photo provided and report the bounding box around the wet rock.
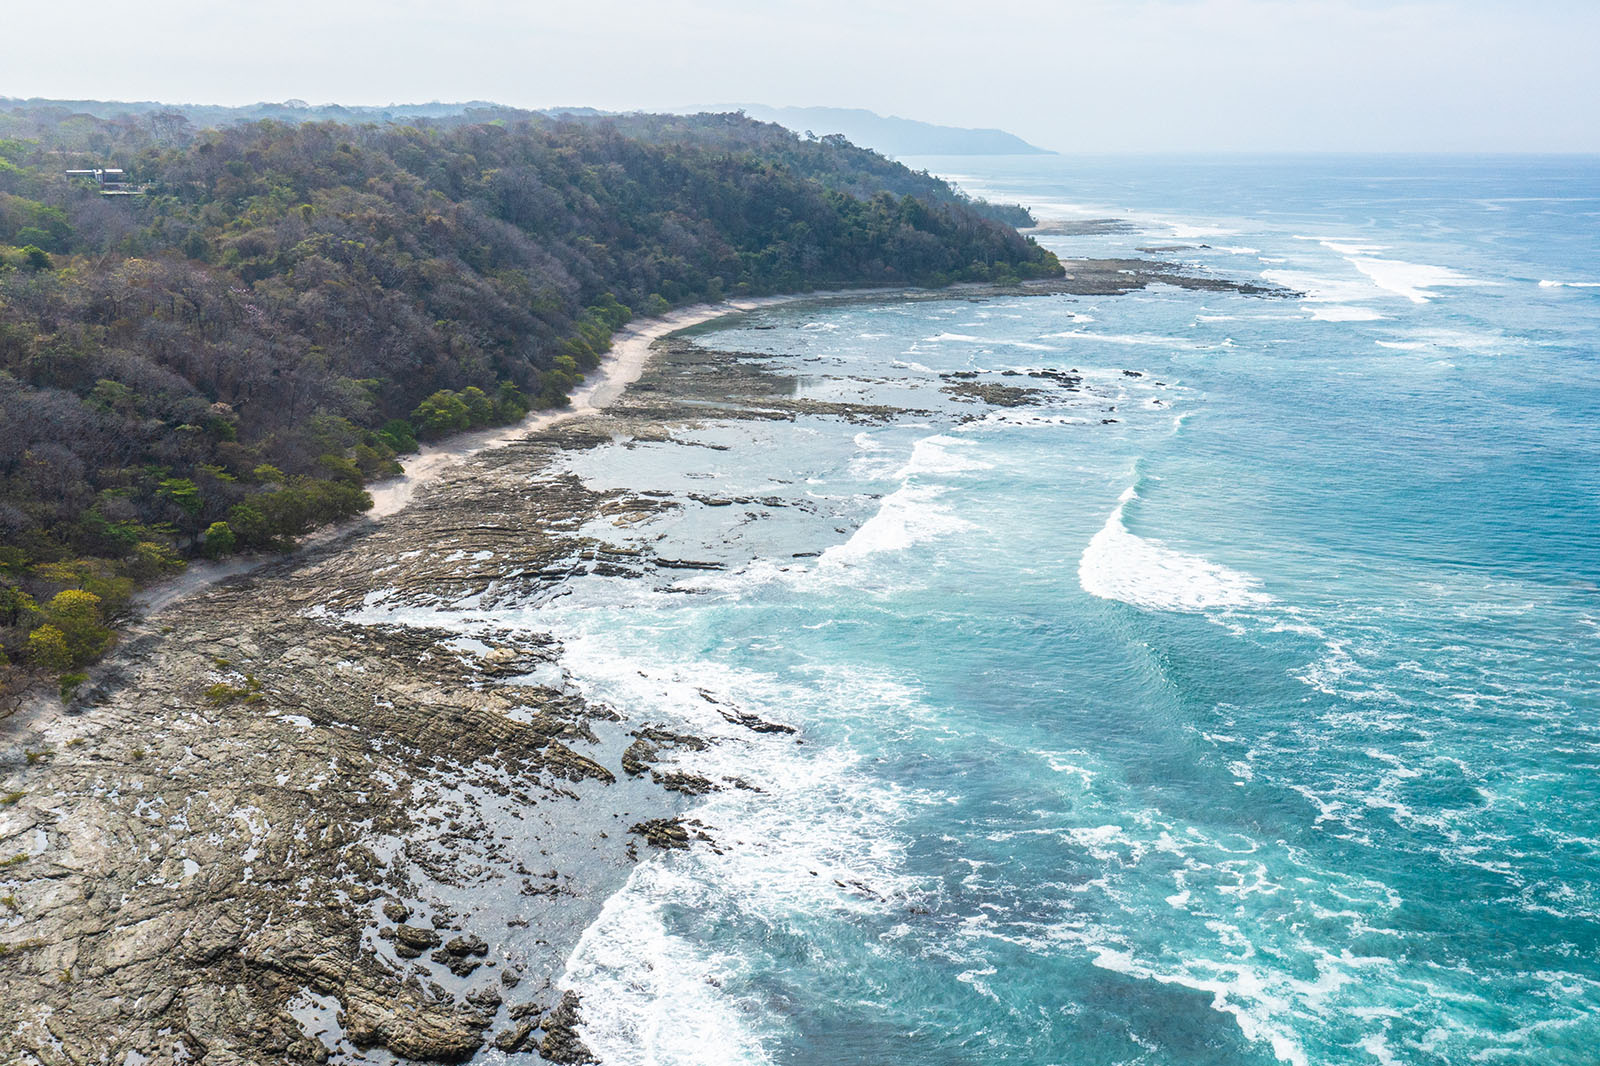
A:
[432,949,483,977]
[620,738,657,776]
[942,380,1046,407]
[465,985,503,1011]
[382,901,412,923]
[508,1001,543,1021]
[652,770,717,795]
[395,924,443,951]
[717,707,796,735]
[343,984,489,1061]
[445,934,489,957]
[629,817,691,850]
[493,1021,537,1053]
[540,991,597,1064]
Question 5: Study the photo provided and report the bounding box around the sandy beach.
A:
[0,286,930,1063]
[1,261,1275,1063]
[133,294,818,616]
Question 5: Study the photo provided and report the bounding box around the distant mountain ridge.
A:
[0,98,1053,158]
[732,105,1055,157]
[0,97,522,126]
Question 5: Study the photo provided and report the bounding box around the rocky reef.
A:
[0,263,1285,1064]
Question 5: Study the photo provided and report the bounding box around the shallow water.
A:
[517,156,1598,1064]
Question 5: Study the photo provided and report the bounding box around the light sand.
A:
[134,293,818,613]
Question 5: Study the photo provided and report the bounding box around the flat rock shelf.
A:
[0,262,1286,1064]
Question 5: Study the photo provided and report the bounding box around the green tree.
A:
[158,478,203,516]
[27,625,72,671]
[0,585,37,628]
[460,386,495,426]
[410,390,471,439]
[39,590,113,665]
[202,521,236,558]
[377,419,418,453]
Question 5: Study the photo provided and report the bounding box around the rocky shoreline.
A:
[0,261,1286,1064]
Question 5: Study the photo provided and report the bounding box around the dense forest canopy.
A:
[0,104,1060,685]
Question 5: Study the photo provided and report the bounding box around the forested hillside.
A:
[0,105,1059,688]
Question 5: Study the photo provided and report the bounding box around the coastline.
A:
[127,253,1276,619]
[0,283,945,1063]
[0,260,1287,1063]
[132,294,799,617]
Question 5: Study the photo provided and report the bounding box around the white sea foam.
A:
[1196,312,1304,324]
[1087,948,1311,1066]
[827,434,994,565]
[820,484,970,567]
[545,639,937,1066]
[924,332,982,342]
[1376,328,1505,353]
[1078,488,1274,612]
[1041,330,1196,347]
[1260,269,1381,312]
[561,872,771,1066]
[1307,305,1387,322]
[1346,256,1483,304]
[1164,219,1239,239]
[1293,235,1389,257]
[1539,279,1600,288]
[895,434,995,478]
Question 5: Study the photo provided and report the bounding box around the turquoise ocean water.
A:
[516,157,1599,1064]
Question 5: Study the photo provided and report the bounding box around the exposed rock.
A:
[493,1020,538,1053]
[621,737,657,776]
[465,984,503,1011]
[445,933,489,957]
[540,991,598,1065]
[653,770,718,795]
[0,272,1286,1062]
[630,817,697,850]
[396,924,444,951]
[942,380,1046,407]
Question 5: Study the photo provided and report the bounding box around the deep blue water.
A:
[517,156,1600,1064]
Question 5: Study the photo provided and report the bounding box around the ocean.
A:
[513,156,1600,1064]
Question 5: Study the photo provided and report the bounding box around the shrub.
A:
[202,521,236,558]
[57,672,86,702]
[205,674,263,705]
[376,419,418,453]
[39,590,112,665]
[125,542,185,581]
[411,390,471,439]
[27,625,72,672]
[459,386,495,426]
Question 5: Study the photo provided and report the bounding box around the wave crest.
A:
[1078,488,1274,612]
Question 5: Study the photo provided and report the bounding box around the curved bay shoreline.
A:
[0,260,1284,1064]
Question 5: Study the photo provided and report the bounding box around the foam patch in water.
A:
[1078,488,1274,612]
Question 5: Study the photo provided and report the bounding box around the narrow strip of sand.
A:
[365,295,791,519]
[132,294,802,614]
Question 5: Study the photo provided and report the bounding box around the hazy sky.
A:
[7,0,1598,152]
